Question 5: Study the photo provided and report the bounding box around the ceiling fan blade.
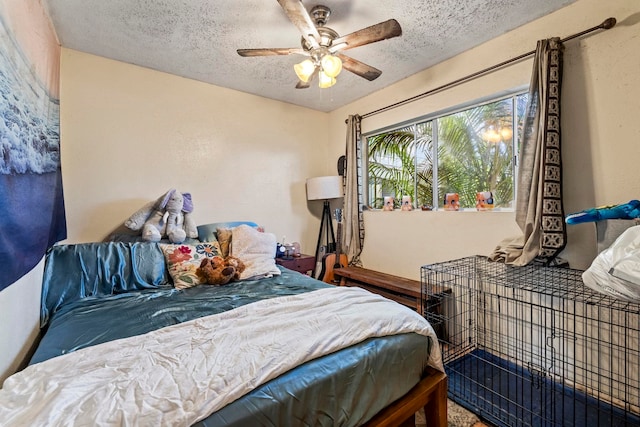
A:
[333,19,402,51]
[336,53,382,81]
[277,0,321,49]
[237,48,307,57]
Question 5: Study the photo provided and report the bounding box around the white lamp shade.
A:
[306,176,343,201]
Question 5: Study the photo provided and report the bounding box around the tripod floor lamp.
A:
[306,176,344,277]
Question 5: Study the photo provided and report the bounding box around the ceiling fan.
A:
[237,0,402,89]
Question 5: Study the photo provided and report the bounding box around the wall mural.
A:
[0,4,66,291]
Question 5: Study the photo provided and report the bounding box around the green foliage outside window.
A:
[367,93,528,210]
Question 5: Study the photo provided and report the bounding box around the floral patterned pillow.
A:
[160,242,221,289]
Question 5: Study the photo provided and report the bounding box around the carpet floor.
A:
[415,399,489,427]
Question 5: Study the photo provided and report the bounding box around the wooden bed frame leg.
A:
[362,368,447,427]
[423,374,447,427]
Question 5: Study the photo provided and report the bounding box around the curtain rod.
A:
[357,17,616,120]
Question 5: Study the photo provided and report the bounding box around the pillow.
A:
[216,227,233,258]
[160,242,222,289]
[231,224,281,280]
[216,224,266,258]
[197,221,259,242]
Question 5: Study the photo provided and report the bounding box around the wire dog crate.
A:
[421,256,640,427]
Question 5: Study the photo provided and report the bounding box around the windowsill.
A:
[367,208,515,213]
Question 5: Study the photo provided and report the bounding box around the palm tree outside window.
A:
[366,92,528,210]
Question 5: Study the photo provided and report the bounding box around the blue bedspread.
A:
[30,242,432,426]
[32,267,330,364]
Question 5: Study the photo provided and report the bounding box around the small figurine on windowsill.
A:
[476,191,495,211]
[444,193,460,211]
[382,196,394,211]
[401,196,413,211]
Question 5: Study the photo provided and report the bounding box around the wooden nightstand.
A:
[275,254,316,275]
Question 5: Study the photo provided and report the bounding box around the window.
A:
[366,92,528,210]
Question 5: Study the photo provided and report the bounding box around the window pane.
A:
[367,125,415,209]
[364,91,522,211]
[415,121,433,208]
[437,99,514,209]
[513,92,529,205]
[516,92,529,154]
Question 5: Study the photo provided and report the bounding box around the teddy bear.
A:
[196,256,246,286]
[124,189,198,243]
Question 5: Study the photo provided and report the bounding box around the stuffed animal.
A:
[125,189,197,243]
[140,190,173,242]
[224,256,246,281]
[196,256,246,286]
[165,191,186,244]
[124,191,170,235]
[566,200,640,224]
[181,193,198,240]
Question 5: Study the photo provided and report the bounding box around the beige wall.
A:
[328,0,640,276]
[59,49,331,249]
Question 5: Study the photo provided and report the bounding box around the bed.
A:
[0,233,446,426]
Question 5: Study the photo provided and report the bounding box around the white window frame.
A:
[363,87,528,211]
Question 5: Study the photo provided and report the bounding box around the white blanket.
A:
[0,286,443,426]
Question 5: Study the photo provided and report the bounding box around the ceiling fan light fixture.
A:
[482,125,512,143]
[238,2,402,90]
[294,59,316,83]
[321,54,342,78]
[500,127,513,140]
[318,70,336,88]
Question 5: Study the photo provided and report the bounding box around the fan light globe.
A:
[318,70,336,88]
[294,59,316,83]
[500,127,513,140]
[482,126,501,143]
[321,54,342,78]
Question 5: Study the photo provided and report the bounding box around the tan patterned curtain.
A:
[343,115,365,266]
[489,37,567,266]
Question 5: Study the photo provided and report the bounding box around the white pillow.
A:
[231,224,281,280]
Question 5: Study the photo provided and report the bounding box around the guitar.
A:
[319,208,348,284]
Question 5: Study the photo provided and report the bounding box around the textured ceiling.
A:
[43,0,578,112]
